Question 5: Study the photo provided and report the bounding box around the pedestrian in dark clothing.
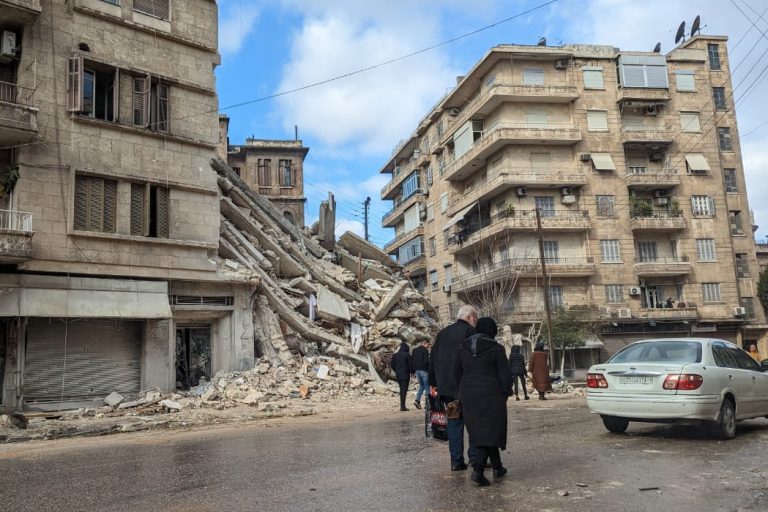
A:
[411,340,430,409]
[390,342,413,411]
[529,342,552,400]
[455,317,511,486]
[508,345,529,401]
[428,305,478,471]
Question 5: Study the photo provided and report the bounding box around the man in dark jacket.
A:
[390,342,413,411]
[411,340,430,410]
[509,345,529,400]
[428,305,478,471]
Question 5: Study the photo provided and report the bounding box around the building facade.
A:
[380,36,767,369]
[0,0,254,412]
[219,115,308,228]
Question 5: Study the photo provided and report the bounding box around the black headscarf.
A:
[475,317,498,338]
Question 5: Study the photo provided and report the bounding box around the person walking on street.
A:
[455,317,511,486]
[528,342,552,400]
[428,305,479,471]
[508,345,529,401]
[390,342,413,411]
[411,340,430,410]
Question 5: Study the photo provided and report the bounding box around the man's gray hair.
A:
[456,305,478,322]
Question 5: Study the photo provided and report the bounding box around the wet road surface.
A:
[1,398,768,511]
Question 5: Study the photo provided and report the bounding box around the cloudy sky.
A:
[215,0,768,246]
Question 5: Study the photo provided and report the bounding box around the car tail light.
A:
[587,373,608,388]
[663,374,703,391]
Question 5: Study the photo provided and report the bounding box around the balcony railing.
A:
[625,169,680,187]
[381,164,418,199]
[383,226,423,253]
[452,257,595,293]
[630,210,685,230]
[634,306,699,320]
[381,189,423,226]
[620,126,674,144]
[0,210,33,232]
[634,256,692,276]
[0,81,35,107]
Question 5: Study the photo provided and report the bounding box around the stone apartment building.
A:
[0,0,255,412]
[219,114,308,228]
[380,35,767,371]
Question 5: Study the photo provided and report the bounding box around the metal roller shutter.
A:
[24,319,142,403]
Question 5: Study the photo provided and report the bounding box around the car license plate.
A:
[620,376,654,385]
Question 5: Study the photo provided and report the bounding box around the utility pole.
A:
[535,207,556,370]
[363,196,371,241]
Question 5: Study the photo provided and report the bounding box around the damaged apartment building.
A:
[0,0,257,412]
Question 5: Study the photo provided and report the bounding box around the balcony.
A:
[0,81,39,146]
[381,191,424,228]
[2,0,42,22]
[402,254,426,276]
[616,88,670,103]
[620,126,674,145]
[633,306,699,321]
[634,257,692,276]
[383,226,424,254]
[444,122,582,182]
[381,165,418,200]
[0,210,33,262]
[452,257,595,294]
[441,83,579,143]
[448,209,590,254]
[625,169,680,188]
[446,170,587,217]
[629,211,685,231]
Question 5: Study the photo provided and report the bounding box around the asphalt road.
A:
[1,398,768,512]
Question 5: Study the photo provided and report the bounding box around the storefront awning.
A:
[591,153,616,171]
[443,202,478,230]
[685,153,710,172]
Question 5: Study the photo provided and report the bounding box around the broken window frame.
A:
[67,55,120,122]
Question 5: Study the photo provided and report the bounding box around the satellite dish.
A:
[675,21,686,44]
[653,42,661,53]
[691,15,701,36]
[537,37,547,46]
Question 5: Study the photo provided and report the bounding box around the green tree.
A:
[758,269,768,313]
[541,307,600,376]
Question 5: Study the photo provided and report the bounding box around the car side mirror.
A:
[761,360,768,373]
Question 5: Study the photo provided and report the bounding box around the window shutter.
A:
[681,113,700,132]
[526,111,548,127]
[156,83,170,132]
[102,179,117,233]
[622,64,646,87]
[67,56,83,112]
[587,111,608,131]
[134,0,170,19]
[155,187,169,238]
[583,69,604,89]
[132,75,150,127]
[130,183,146,236]
[523,68,545,85]
[87,178,104,232]
[74,176,88,230]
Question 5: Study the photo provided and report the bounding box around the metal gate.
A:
[24,319,142,403]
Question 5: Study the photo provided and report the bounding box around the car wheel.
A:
[710,399,736,440]
[601,415,629,434]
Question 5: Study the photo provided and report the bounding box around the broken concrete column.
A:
[375,280,409,321]
[338,231,397,268]
[318,192,336,251]
[316,285,351,322]
[253,295,293,365]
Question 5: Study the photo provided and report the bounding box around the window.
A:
[257,159,272,186]
[399,237,423,264]
[596,195,615,217]
[735,253,749,278]
[548,286,564,309]
[134,0,170,20]
[708,44,721,70]
[442,229,450,248]
[622,114,645,130]
[426,203,434,222]
[429,236,437,256]
[278,160,293,187]
[74,175,117,233]
[674,71,695,91]
[484,74,496,89]
[438,156,445,176]
[618,55,668,88]
[605,285,624,304]
[523,68,545,86]
[717,127,733,151]
[600,239,621,262]
[232,166,241,177]
[702,283,721,303]
[130,182,169,238]
[526,110,548,127]
[724,169,738,192]
[132,76,169,132]
[713,87,727,110]
[685,153,710,174]
[582,68,604,89]
[444,265,453,286]
[440,192,448,213]
[696,239,716,261]
[429,270,439,291]
[636,241,658,262]
[691,195,714,216]
[729,210,744,235]
[436,120,444,139]
[680,112,701,132]
[498,243,509,261]
[102,0,120,4]
[587,110,608,131]
[426,167,433,186]
[283,211,294,224]
[402,172,420,199]
[66,57,118,122]
[740,297,756,320]
[543,241,559,263]
[535,196,555,217]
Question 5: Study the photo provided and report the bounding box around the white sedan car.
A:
[586,338,768,439]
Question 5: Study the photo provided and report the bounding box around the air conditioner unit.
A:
[654,197,668,206]
[442,284,452,294]
[561,194,576,205]
[649,153,664,162]
[554,59,569,70]
[653,189,667,198]
[0,31,16,63]
[733,306,746,317]
[618,308,632,319]
[449,107,460,117]
[516,186,528,197]
[561,187,574,196]
[645,105,658,116]
[598,306,613,317]
[628,286,642,296]
[580,153,592,163]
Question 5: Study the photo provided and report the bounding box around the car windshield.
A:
[608,341,702,364]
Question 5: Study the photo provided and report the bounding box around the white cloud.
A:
[218,1,260,55]
[335,218,365,238]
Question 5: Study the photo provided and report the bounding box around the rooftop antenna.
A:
[653,42,661,53]
[674,20,686,44]
[691,15,701,37]
[537,37,547,46]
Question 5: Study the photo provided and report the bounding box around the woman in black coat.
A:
[390,342,413,411]
[455,317,512,486]
[508,345,529,401]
